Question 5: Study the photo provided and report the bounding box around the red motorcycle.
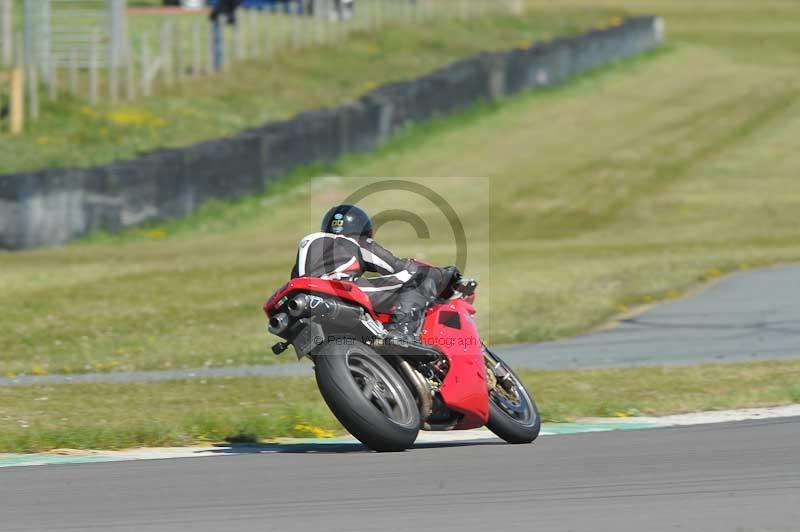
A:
[263,272,540,452]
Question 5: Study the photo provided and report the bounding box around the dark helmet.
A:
[321,204,373,238]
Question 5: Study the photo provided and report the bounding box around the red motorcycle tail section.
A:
[265,277,490,429]
[263,278,377,318]
[421,299,489,429]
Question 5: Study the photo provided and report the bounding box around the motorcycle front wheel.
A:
[314,341,420,452]
[484,346,541,444]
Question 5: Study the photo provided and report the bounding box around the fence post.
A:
[369,0,378,31]
[310,8,319,44]
[109,0,126,88]
[290,3,298,49]
[109,36,119,103]
[89,31,99,104]
[125,42,135,100]
[14,30,21,68]
[0,0,12,67]
[22,4,39,123]
[222,23,232,71]
[175,21,185,83]
[140,33,151,97]
[280,10,290,52]
[38,0,51,84]
[249,11,256,58]
[191,21,201,78]
[422,0,431,21]
[26,62,38,120]
[212,20,222,71]
[109,61,118,104]
[206,22,214,75]
[22,0,33,72]
[236,14,246,62]
[365,0,372,27]
[48,58,57,101]
[319,10,327,44]
[9,67,24,134]
[264,10,271,58]
[331,11,340,43]
[160,21,174,87]
[69,47,78,96]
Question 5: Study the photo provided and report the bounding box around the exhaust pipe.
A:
[288,294,310,317]
[268,313,290,335]
[289,293,364,323]
[399,360,433,422]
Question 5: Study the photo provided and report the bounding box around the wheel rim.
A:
[346,351,415,426]
[485,351,537,426]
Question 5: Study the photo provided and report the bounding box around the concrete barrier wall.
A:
[0,16,662,250]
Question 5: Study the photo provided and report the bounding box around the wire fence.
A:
[0,0,522,135]
[0,15,662,250]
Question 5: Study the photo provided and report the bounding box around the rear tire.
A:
[484,348,541,444]
[315,341,420,452]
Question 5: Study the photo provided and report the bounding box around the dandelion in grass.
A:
[107,108,167,128]
[144,228,167,240]
[293,423,335,439]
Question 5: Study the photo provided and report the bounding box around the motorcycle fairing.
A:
[421,299,490,428]
[264,278,491,429]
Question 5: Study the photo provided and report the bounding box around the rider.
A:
[291,204,461,347]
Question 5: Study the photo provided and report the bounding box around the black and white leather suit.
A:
[291,232,456,329]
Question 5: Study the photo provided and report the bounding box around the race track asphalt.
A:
[499,264,800,369]
[2,417,798,532]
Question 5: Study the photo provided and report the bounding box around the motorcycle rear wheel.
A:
[484,347,541,444]
[314,341,420,452]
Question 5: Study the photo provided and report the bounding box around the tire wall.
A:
[0,16,663,250]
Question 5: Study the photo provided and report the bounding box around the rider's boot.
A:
[385,305,423,344]
[380,280,441,357]
[383,309,439,358]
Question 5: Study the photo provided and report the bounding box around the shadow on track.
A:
[200,440,505,455]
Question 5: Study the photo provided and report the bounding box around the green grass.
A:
[526,361,800,422]
[0,360,798,453]
[3,1,800,375]
[0,4,617,173]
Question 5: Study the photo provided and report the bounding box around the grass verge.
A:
[1,360,798,453]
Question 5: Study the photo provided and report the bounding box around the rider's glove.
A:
[443,266,462,287]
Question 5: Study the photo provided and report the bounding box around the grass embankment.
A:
[3,1,800,376]
[1,360,798,453]
[0,5,615,173]
[2,1,800,375]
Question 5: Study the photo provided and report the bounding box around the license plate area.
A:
[292,318,325,359]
